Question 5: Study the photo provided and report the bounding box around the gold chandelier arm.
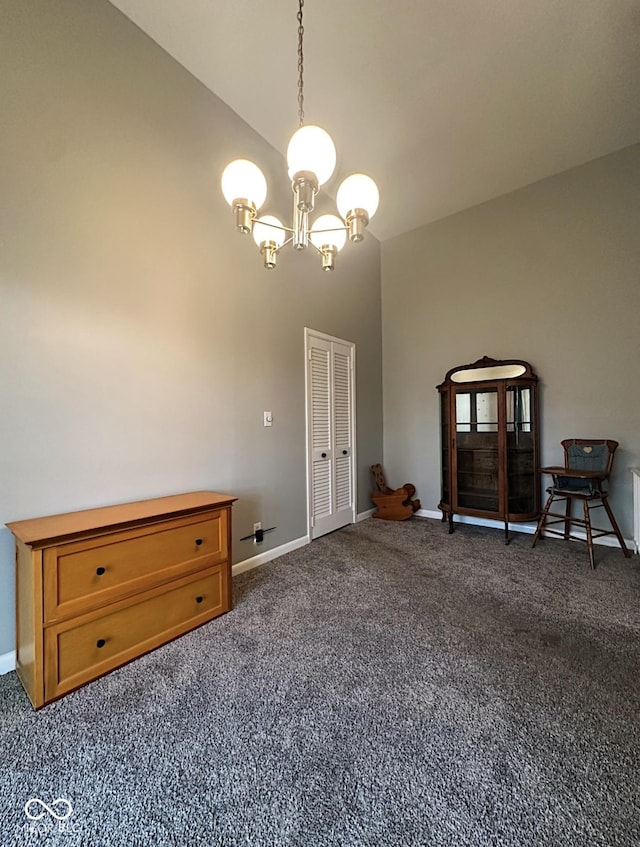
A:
[308,224,348,236]
[278,235,295,251]
[257,219,294,235]
[307,240,324,256]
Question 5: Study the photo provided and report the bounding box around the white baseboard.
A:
[232,534,310,576]
[417,509,539,535]
[357,508,376,522]
[232,511,376,577]
[416,508,446,522]
[415,509,634,550]
[0,650,16,676]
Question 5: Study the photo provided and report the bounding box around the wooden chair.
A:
[370,464,421,521]
[531,438,631,568]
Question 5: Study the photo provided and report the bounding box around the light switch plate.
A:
[263,411,273,427]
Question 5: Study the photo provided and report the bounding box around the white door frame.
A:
[304,327,357,540]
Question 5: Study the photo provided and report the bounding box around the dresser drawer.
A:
[44,565,227,701]
[43,509,227,623]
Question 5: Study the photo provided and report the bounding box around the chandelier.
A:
[221,0,379,271]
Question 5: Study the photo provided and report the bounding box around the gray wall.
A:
[0,0,383,654]
[382,144,640,539]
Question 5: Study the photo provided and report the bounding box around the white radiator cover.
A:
[633,469,640,554]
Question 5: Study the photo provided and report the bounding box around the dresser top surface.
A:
[7,491,237,547]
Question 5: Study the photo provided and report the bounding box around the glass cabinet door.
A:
[454,387,500,512]
[506,386,536,514]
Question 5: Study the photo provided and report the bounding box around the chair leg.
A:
[602,498,632,558]
[583,500,595,570]
[564,497,572,540]
[532,493,554,548]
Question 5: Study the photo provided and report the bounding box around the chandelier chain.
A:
[297,0,305,127]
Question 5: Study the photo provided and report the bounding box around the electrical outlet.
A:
[253,522,262,533]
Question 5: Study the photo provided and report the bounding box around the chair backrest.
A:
[371,464,390,494]
[561,439,618,477]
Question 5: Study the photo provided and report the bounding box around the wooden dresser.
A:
[7,491,236,708]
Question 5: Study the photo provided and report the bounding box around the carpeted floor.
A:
[1,517,639,846]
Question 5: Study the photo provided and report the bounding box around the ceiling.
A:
[109,0,640,242]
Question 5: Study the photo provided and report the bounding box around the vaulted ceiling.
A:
[109,0,640,241]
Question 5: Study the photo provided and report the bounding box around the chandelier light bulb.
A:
[287,126,337,187]
[221,159,267,209]
[336,173,380,220]
[252,215,286,248]
[309,214,347,252]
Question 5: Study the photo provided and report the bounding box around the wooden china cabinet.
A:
[437,357,540,542]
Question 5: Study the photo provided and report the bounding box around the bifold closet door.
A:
[306,331,355,539]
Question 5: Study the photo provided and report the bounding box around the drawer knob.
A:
[196,596,204,603]
[321,452,327,458]
[96,567,106,576]
[96,639,106,649]
[195,538,203,546]
[342,450,348,455]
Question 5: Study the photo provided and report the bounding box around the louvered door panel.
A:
[312,463,332,521]
[310,346,331,453]
[334,348,351,450]
[335,456,352,511]
[309,340,333,533]
[333,344,353,513]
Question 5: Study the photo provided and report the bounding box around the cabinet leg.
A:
[448,512,454,534]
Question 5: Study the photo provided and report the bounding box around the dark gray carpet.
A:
[1,518,639,846]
